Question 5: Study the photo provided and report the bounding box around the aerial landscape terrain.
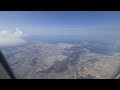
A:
[2,40,120,79]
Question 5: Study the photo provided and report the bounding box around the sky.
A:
[0,11,120,47]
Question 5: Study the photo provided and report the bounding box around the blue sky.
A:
[0,11,120,40]
[0,11,120,27]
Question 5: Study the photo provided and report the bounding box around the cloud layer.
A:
[0,28,26,48]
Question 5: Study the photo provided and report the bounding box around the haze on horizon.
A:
[0,11,120,47]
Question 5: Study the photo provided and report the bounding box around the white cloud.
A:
[0,28,27,48]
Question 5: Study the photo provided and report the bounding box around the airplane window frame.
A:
[0,50,16,79]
